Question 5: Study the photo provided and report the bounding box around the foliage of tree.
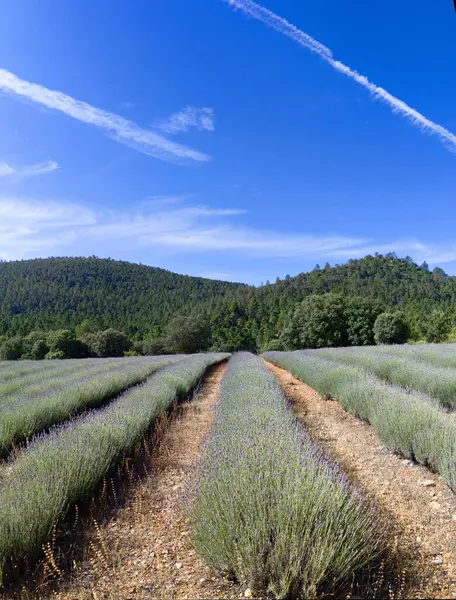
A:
[142,338,166,356]
[281,294,349,349]
[29,339,49,360]
[373,312,409,345]
[345,297,382,346]
[2,254,456,356]
[422,310,452,343]
[0,257,242,338]
[84,329,131,358]
[163,315,212,354]
[46,330,89,359]
[0,337,23,360]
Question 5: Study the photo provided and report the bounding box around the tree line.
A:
[1,253,455,359]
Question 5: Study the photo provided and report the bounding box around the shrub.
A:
[84,329,131,358]
[46,330,89,359]
[312,347,456,409]
[0,353,228,575]
[422,310,452,343]
[191,353,381,598]
[373,312,409,345]
[0,338,24,361]
[281,293,349,350]
[164,315,211,354]
[264,351,456,491]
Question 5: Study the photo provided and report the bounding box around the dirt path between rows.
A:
[55,362,239,600]
[266,361,456,599]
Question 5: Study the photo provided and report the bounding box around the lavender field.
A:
[264,345,456,490]
[0,353,228,582]
[191,353,382,597]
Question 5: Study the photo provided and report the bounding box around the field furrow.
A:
[263,351,456,490]
[311,347,456,409]
[266,360,456,598]
[0,356,179,455]
[0,353,228,582]
[54,361,237,600]
[190,352,382,598]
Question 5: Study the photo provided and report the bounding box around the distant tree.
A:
[422,310,452,343]
[0,337,24,360]
[21,331,49,359]
[142,337,166,356]
[260,338,284,352]
[281,293,348,350]
[132,341,145,355]
[210,301,256,352]
[164,315,211,354]
[29,339,49,360]
[46,330,89,359]
[85,329,131,358]
[345,297,382,346]
[75,319,102,339]
[374,312,409,345]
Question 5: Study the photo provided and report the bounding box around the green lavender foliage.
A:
[191,353,382,598]
[0,353,228,576]
[0,356,180,454]
[263,351,456,491]
[312,347,456,409]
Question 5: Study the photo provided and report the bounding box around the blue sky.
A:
[0,0,455,284]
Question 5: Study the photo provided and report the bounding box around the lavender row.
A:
[309,347,456,410]
[0,356,179,455]
[0,352,228,577]
[190,353,381,598]
[264,351,456,490]
[0,356,154,403]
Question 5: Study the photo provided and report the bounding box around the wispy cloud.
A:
[157,107,215,135]
[0,164,15,177]
[0,69,210,164]
[222,0,456,152]
[0,197,95,258]
[0,160,59,179]
[2,195,456,269]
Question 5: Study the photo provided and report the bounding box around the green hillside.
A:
[1,254,455,351]
[0,257,245,337]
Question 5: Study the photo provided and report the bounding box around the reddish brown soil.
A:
[266,361,456,599]
[53,362,241,600]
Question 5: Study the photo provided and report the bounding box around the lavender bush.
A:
[0,352,228,576]
[0,356,181,454]
[191,353,382,598]
[311,347,456,409]
[264,351,456,491]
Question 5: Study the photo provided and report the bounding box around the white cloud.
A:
[2,195,456,270]
[0,160,59,179]
[0,197,95,259]
[0,164,15,177]
[157,107,215,135]
[223,0,456,153]
[0,69,210,164]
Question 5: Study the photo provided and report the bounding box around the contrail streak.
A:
[0,69,211,164]
[223,0,456,152]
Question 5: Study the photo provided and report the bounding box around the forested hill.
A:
[0,257,245,337]
[1,254,456,345]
